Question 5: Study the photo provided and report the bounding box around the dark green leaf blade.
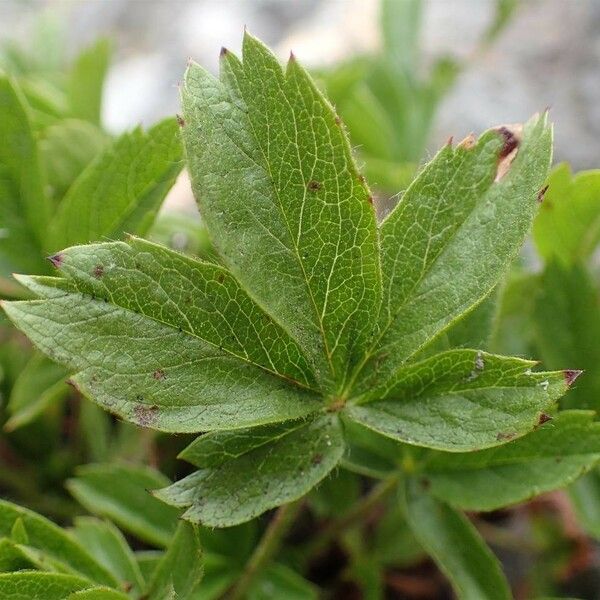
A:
[155,415,345,527]
[356,115,552,393]
[50,119,183,250]
[423,411,600,511]
[346,349,569,451]
[533,261,600,410]
[0,500,116,586]
[182,32,381,391]
[146,521,203,600]
[72,517,145,596]
[404,480,511,600]
[67,463,179,548]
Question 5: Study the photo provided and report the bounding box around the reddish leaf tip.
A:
[47,253,64,268]
[564,369,583,387]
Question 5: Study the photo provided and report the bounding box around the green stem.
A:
[305,474,400,559]
[228,500,303,600]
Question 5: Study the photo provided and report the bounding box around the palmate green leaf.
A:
[2,33,568,527]
[182,32,381,392]
[66,463,179,548]
[146,521,203,600]
[421,411,600,511]
[0,74,50,277]
[0,500,116,587]
[155,415,344,527]
[533,261,600,410]
[354,115,552,394]
[0,572,93,599]
[72,517,145,596]
[533,163,600,265]
[6,238,321,431]
[50,119,183,250]
[347,349,568,451]
[404,480,511,600]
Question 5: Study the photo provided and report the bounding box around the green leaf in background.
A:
[72,517,145,596]
[422,410,600,511]
[534,261,600,410]
[66,463,179,548]
[404,480,511,600]
[146,521,203,600]
[39,119,109,201]
[570,468,600,541]
[356,115,552,392]
[0,572,93,599]
[0,500,115,587]
[533,163,600,265]
[67,589,129,600]
[50,118,183,250]
[182,32,381,391]
[67,39,111,126]
[347,350,568,451]
[0,74,50,277]
[156,415,344,527]
[247,563,318,600]
[5,352,69,431]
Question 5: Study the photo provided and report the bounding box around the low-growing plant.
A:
[2,28,599,599]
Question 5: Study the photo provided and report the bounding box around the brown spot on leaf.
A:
[47,253,64,268]
[538,413,553,426]
[537,184,549,203]
[153,369,166,381]
[564,369,583,387]
[307,180,322,192]
[217,273,225,283]
[367,195,374,205]
[420,477,431,491]
[93,265,104,279]
[446,135,454,147]
[133,403,159,427]
[176,114,185,127]
[496,432,516,442]
[312,453,323,465]
[494,124,523,181]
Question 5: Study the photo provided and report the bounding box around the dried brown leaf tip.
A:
[564,369,583,387]
[537,184,549,203]
[47,253,64,268]
[494,124,523,181]
[458,133,476,150]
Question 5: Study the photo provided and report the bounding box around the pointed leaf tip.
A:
[47,253,64,268]
[219,46,228,58]
[564,369,583,387]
